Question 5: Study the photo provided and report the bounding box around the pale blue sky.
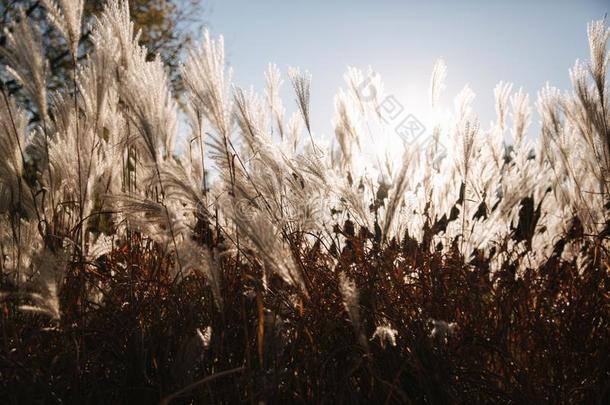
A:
[204,0,608,137]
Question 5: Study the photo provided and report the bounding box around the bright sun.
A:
[355,93,451,174]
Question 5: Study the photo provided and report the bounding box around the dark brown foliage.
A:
[1,225,608,404]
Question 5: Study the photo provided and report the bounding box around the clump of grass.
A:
[1,1,609,403]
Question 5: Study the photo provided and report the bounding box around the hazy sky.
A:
[205,0,608,138]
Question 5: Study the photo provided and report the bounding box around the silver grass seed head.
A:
[41,0,84,57]
[3,9,49,119]
[288,67,312,135]
[430,59,447,109]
